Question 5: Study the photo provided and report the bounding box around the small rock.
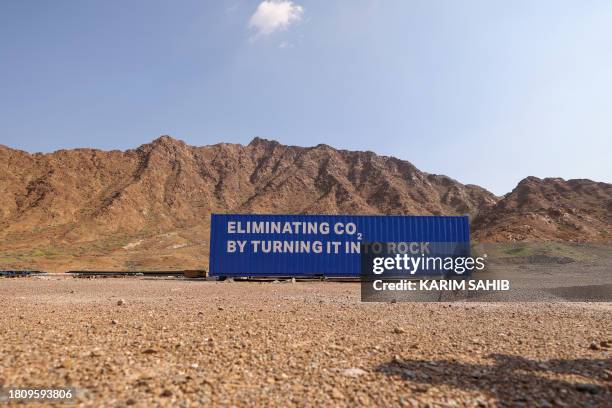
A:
[400,369,415,379]
[575,383,599,394]
[589,342,600,350]
[537,399,553,408]
[173,374,188,384]
[331,388,344,399]
[342,367,367,378]
[117,299,125,306]
[475,398,488,407]
[58,359,73,369]
[217,307,224,311]
[142,348,158,354]
[413,384,429,393]
[393,327,406,334]
[290,277,296,284]
[160,389,172,397]
[111,319,118,325]
[125,398,136,405]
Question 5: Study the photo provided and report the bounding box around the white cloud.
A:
[248,1,304,37]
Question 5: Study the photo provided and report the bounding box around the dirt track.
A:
[0,277,610,407]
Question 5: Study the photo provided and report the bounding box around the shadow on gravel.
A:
[376,353,611,406]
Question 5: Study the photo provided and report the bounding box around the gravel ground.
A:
[0,276,610,407]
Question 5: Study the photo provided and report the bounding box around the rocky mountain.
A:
[472,177,612,243]
[0,136,609,271]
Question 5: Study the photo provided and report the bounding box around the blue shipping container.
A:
[209,214,470,277]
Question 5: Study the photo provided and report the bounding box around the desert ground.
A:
[0,275,610,408]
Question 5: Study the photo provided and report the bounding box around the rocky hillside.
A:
[472,177,612,242]
[0,136,609,271]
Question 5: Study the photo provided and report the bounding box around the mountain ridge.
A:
[0,136,609,271]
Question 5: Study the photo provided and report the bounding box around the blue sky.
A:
[1,1,611,195]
